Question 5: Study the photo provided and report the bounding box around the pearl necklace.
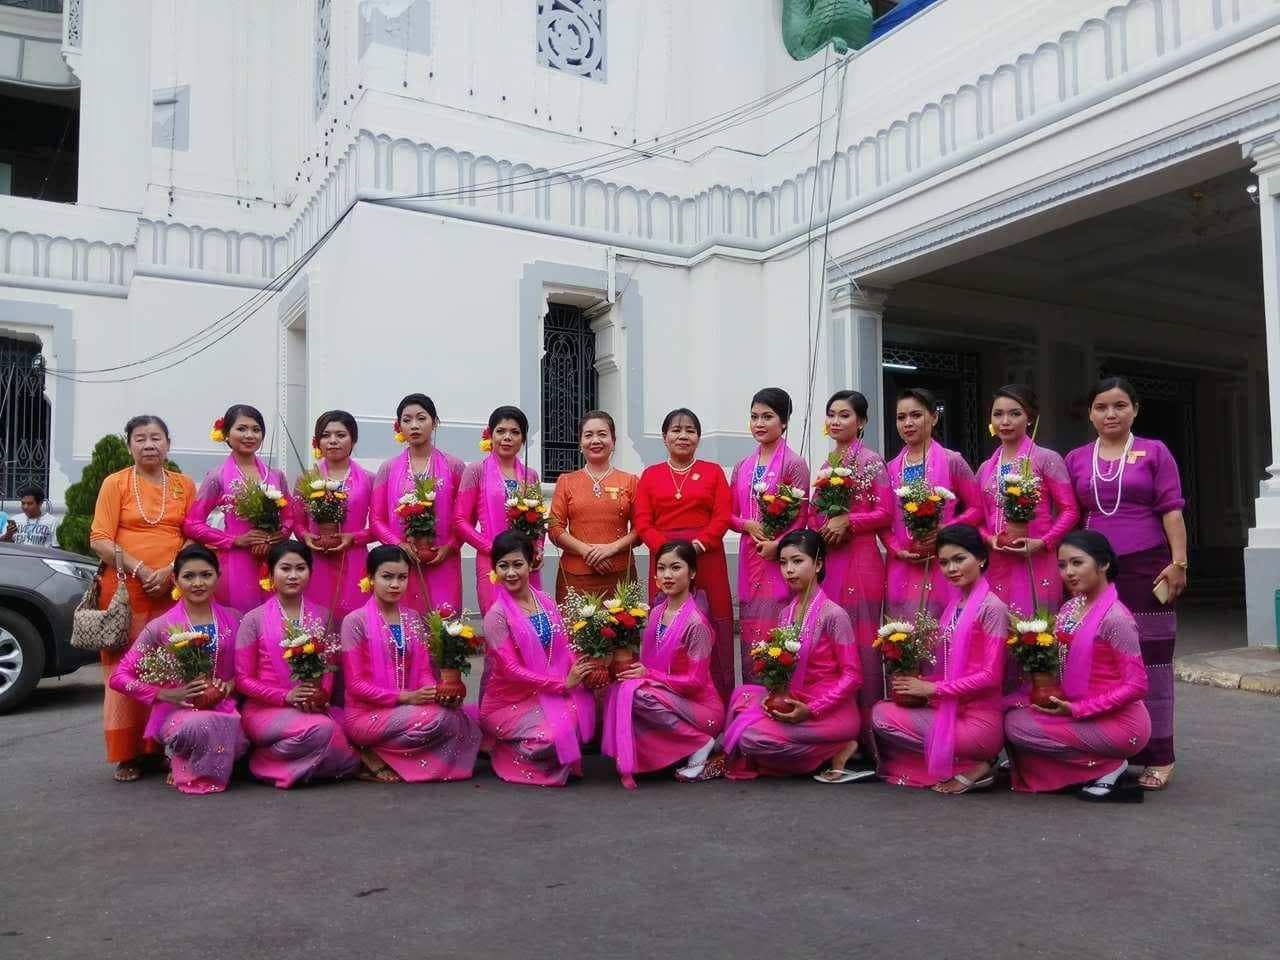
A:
[131,466,169,526]
[583,463,613,498]
[383,610,407,690]
[1090,434,1134,518]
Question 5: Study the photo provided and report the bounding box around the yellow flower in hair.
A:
[359,576,373,594]
[479,438,493,452]
[209,430,224,443]
[259,577,274,591]
[394,430,407,444]
[312,447,323,460]
[488,569,498,584]
[170,586,183,601]
[822,422,830,437]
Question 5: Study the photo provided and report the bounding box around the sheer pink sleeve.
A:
[948,451,983,528]
[781,451,812,535]
[444,455,465,550]
[850,453,893,535]
[1070,608,1148,719]
[933,599,1005,701]
[728,458,748,534]
[1037,449,1079,549]
[453,461,490,553]
[482,607,567,695]
[350,466,375,547]
[370,459,403,547]
[234,608,288,706]
[339,612,400,706]
[108,620,166,705]
[646,618,714,697]
[183,470,234,549]
[804,604,862,718]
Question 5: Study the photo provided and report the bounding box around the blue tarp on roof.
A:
[871,0,943,38]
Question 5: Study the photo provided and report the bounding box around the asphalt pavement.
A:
[3,674,1277,960]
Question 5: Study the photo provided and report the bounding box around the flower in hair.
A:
[209,417,226,443]
[479,427,493,453]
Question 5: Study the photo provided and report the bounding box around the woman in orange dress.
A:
[548,410,639,601]
[89,415,197,782]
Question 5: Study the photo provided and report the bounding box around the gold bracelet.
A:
[1171,559,1189,570]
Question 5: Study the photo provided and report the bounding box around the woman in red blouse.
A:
[634,408,734,701]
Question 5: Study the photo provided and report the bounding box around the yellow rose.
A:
[209,429,224,443]
[888,632,908,644]
[905,502,919,514]
[309,491,326,500]
[479,438,493,452]
[767,646,782,658]
[829,477,845,487]
[1036,632,1055,647]
[1006,485,1023,497]
[928,494,942,503]
[459,626,475,640]
[572,620,587,633]
[628,608,647,618]
[302,642,316,655]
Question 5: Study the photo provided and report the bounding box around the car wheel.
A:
[0,608,46,714]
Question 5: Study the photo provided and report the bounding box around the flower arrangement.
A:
[812,451,879,518]
[231,479,288,532]
[505,482,551,540]
[749,623,801,690]
[296,466,348,532]
[562,589,615,689]
[894,477,954,549]
[395,475,438,544]
[756,481,807,539]
[1007,609,1066,706]
[139,625,223,709]
[997,458,1042,547]
[875,614,938,706]
[601,581,650,676]
[280,616,340,706]
[425,603,483,705]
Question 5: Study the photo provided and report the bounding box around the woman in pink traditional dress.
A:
[109,544,248,794]
[1064,377,1187,792]
[455,405,544,613]
[184,403,292,614]
[235,540,361,789]
[602,540,725,787]
[371,394,465,615]
[977,385,1078,622]
[339,546,481,783]
[479,531,595,786]
[730,387,810,683]
[1005,531,1150,801]
[299,410,374,619]
[810,390,893,780]
[720,530,862,780]
[872,524,1006,794]
[880,388,982,621]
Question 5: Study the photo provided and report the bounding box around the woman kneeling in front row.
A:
[1004,530,1150,801]
[871,524,1007,794]
[720,529,863,780]
[340,545,481,783]
[109,543,247,794]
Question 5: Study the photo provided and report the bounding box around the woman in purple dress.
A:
[1064,377,1188,791]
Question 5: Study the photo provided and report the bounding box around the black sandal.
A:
[1078,778,1143,803]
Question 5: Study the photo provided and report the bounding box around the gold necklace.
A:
[667,458,694,500]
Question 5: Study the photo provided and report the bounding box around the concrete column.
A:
[1243,129,1280,647]
[827,284,889,453]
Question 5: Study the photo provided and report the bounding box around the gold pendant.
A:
[675,492,683,500]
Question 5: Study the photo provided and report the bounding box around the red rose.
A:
[1055,631,1072,646]
[767,500,786,516]
[778,651,796,666]
[602,626,617,639]
[1017,497,1033,507]
[525,510,541,523]
[916,500,937,517]
[1021,632,1037,646]
[882,644,902,661]
[814,476,829,488]
[752,658,766,674]
[616,613,636,629]
[438,603,457,619]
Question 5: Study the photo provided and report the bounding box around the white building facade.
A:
[3,0,1280,642]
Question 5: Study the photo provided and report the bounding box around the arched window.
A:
[541,303,597,482]
[0,335,51,500]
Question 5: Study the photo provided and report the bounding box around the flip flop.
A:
[932,769,995,795]
[813,766,877,784]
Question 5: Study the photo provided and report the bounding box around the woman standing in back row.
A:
[1064,377,1187,792]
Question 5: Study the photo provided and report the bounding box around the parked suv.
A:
[0,541,102,712]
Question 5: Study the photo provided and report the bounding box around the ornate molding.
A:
[537,0,605,81]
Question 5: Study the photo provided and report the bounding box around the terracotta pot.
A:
[890,670,928,708]
[188,675,223,710]
[997,520,1029,549]
[582,656,611,690]
[304,681,330,708]
[609,648,638,679]
[436,667,467,706]
[1029,672,1065,709]
[314,522,341,551]
[763,688,793,714]
[911,536,937,558]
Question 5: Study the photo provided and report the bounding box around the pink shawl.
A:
[495,586,594,766]
[734,441,798,602]
[723,587,827,754]
[1060,584,1118,700]
[143,600,239,740]
[926,576,991,780]
[383,447,455,544]
[483,454,533,545]
[602,596,703,785]
[360,596,432,691]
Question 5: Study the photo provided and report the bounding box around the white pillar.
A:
[1243,129,1280,647]
[827,284,889,453]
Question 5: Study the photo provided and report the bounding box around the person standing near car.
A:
[2,485,59,547]
[89,415,196,783]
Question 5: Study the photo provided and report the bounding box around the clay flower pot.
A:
[436,667,466,706]
[763,688,793,714]
[582,656,611,690]
[188,675,223,710]
[911,537,937,558]
[609,648,638,679]
[304,682,330,709]
[316,522,341,550]
[997,521,1029,549]
[890,670,928,708]
[1029,672,1065,709]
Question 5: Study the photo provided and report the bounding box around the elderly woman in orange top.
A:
[548,411,639,602]
[89,415,197,783]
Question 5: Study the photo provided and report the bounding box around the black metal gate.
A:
[541,303,597,482]
[0,336,51,500]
